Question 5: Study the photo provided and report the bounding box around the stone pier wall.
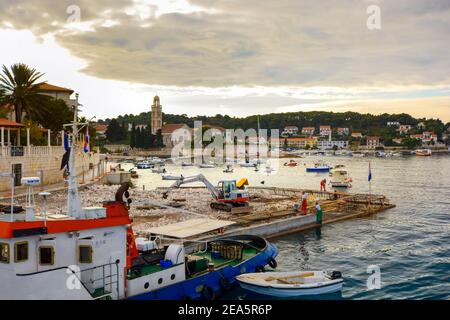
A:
[0,147,106,192]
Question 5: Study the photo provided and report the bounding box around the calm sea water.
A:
[120,154,450,300]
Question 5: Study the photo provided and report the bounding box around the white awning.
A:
[146,218,235,239]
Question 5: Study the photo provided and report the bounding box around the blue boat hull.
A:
[306,167,330,173]
[128,241,279,300]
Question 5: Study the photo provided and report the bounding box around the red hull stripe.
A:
[0,216,131,238]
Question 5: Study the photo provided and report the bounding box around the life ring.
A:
[268,257,278,269]
[219,277,232,291]
[255,265,266,273]
[202,285,215,301]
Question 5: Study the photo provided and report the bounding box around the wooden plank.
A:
[230,206,254,214]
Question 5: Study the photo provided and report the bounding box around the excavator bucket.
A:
[237,178,249,189]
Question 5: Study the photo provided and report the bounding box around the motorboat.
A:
[152,167,167,174]
[147,157,166,165]
[162,174,184,181]
[136,161,154,169]
[239,161,258,168]
[223,165,234,173]
[264,167,275,174]
[236,270,343,297]
[329,168,352,188]
[415,149,432,156]
[199,163,216,168]
[306,162,332,173]
[351,152,365,158]
[283,160,298,167]
[375,151,387,158]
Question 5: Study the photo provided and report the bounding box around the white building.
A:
[337,127,349,135]
[281,126,299,137]
[317,140,349,150]
[302,127,315,136]
[387,121,400,127]
[398,125,412,134]
[366,136,381,149]
[319,125,332,136]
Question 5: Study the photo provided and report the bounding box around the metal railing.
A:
[0,146,65,157]
[17,262,120,300]
[80,262,120,300]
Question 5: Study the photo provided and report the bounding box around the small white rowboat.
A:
[236,270,343,297]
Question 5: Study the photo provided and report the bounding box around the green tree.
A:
[106,119,127,142]
[0,63,52,123]
[155,129,164,147]
[130,123,136,148]
[402,137,422,149]
[38,99,74,132]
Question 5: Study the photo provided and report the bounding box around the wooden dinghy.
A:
[236,270,343,297]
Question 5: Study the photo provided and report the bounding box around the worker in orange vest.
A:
[320,179,327,192]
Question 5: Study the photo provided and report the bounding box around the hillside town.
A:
[89,95,450,155]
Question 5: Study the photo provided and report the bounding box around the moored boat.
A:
[306,162,332,173]
[162,174,184,181]
[223,165,234,173]
[136,161,154,169]
[236,270,343,297]
[199,163,216,168]
[239,161,258,168]
[329,168,352,188]
[415,149,432,156]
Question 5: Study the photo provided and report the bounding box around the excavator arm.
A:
[162,174,220,200]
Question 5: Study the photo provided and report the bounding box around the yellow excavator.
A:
[162,174,252,213]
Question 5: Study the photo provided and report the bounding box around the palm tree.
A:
[0,63,51,123]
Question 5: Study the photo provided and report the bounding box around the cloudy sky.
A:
[1,0,449,121]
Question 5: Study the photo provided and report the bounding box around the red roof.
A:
[95,124,108,132]
[162,124,190,134]
[39,83,74,94]
[0,118,25,128]
[320,125,331,129]
[203,124,225,132]
[302,127,315,130]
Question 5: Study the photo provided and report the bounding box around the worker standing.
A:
[315,201,323,225]
[320,179,327,192]
[301,191,308,215]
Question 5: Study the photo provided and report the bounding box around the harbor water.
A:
[121,155,450,300]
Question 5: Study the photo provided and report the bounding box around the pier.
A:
[135,186,395,241]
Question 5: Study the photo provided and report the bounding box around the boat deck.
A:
[192,247,260,269]
[126,247,261,280]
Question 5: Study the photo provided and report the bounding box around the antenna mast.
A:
[67,93,83,219]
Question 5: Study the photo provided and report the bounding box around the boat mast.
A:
[67,93,83,219]
[257,115,260,159]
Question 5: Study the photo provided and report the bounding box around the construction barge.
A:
[139,186,396,241]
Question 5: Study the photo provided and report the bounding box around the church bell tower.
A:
[151,95,163,135]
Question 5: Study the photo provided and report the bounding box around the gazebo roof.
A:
[0,118,25,128]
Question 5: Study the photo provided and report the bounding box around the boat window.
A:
[78,245,93,264]
[0,243,10,264]
[39,246,55,265]
[14,241,28,263]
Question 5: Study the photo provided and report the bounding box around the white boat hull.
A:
[237,270,343,297]
[239,280,343,297]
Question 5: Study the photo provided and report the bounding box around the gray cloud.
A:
[1,0,450,88]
